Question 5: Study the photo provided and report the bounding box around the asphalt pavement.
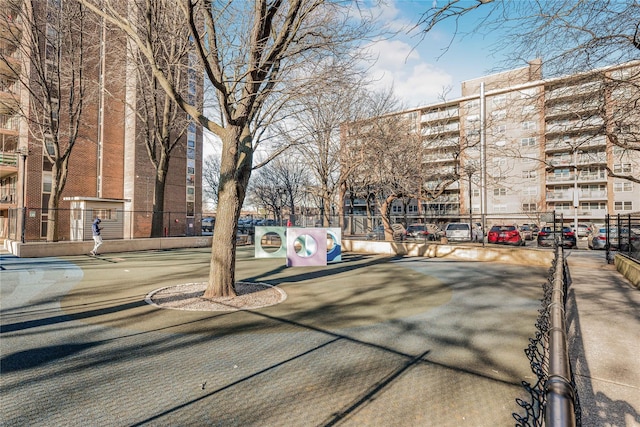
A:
[0,245,638,426]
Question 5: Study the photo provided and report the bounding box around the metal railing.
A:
[514,244,580,426]
[605,213,640,263]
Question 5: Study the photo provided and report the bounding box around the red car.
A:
[487,225,524,246]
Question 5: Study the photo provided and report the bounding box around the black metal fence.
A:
[605,213,640,264]
[513,245,581,426]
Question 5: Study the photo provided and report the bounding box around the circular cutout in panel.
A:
[294,235,317,257]
[326,228,342,262]
[261,231,282,254]
[326,233,336,251]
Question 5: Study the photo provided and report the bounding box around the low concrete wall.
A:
[343,240,554,267]
[614,254,640,289]
[5,237,553,268]
[4,236,213,258]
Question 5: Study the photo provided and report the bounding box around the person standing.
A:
[90,217,103,256]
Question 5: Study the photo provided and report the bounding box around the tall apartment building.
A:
[0,0,203,242]
[346,59,640,224]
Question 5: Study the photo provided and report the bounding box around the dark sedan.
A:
[537,226,577,249]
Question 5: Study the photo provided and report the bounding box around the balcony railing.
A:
[577,154,607,165]
[580,190,607,199]
[577,209,607,218]
[546,192,573,200]
[546,174,575,183]
[0,151,18,166]
[545,137,607,152]
[579,173,607,182]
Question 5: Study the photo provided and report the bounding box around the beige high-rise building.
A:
[346,60,640,225]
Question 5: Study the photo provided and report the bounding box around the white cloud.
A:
[366,38,453,108]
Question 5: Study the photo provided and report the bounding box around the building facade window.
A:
[614,201,633,210]
[491,110,506,120]
[493,188,507,196]
[94,208,114,220]
[521,137,536,147]
[580,202,605,210]
[522,203,537,212]
[522,121,536,130]
[492,95,506,106]
[613,181,633,192]
[466,99,480,109]
[613,163,632,174]
[522,170,537,179]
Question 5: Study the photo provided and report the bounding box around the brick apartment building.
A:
[343,59,640,226]
[0,0,202,243]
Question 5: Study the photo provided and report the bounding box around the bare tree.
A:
[79,0,375,297]
[129,2,194,237]
[249,154,308,224]
[418,0,639,72]
[341,88,463,240]
[417,0,640,185]
[1,1,98,241]
[277,66,368,228]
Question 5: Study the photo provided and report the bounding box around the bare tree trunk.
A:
[322,193,331,227]
[337,181,346,229]
[204,126,252,299]
[206,183,241,298]
[47,192,60,242]
[46,161,68,242]
[151,159,168,238]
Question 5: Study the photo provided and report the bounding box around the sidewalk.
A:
[565,251,640,427]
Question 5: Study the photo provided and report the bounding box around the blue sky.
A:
[365,0,514,107]
[206,1,514,155]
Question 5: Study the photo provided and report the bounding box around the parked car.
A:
[366,224,406,241]
[202,217,215,233]
[487,224,524,246]
[366,225,385,240]
[537,226,577,248]
[575,222,595,238]
[406,223,440,241]
[521,223,540,236]
[588,227,609,250]
[589,227,640,251]
[519,224,534,241]
[444,222,471,242]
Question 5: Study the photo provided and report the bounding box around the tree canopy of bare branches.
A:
[417,0,640,185]
[1,1,100,241]
[78,0,376,297]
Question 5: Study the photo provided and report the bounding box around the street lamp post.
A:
[18,146,28,243]
[466,167,475,239]
[573,150,579,234]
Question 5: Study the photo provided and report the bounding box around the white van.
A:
[444,222,472,242]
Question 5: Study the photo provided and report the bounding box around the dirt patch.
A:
[145,281,287,311]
